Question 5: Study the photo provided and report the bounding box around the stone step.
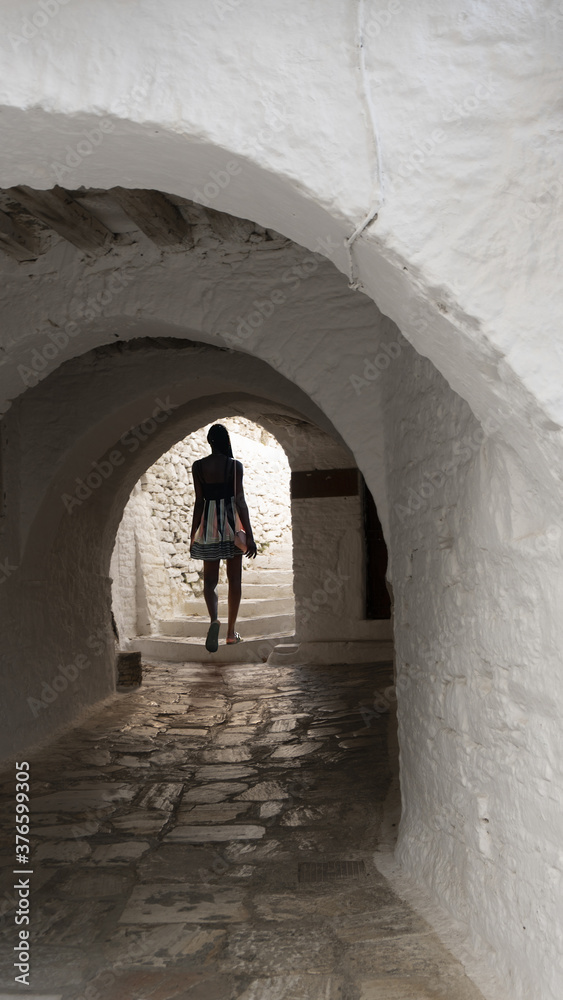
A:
[158,612,295,639]
[241,567,293,583]
[247,567,292,578]
[130,632,295,664]
[253,554,293,567]
[185,595,295,618]
[216,582,294,599]
[256,543,293,556]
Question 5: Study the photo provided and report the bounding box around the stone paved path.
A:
[0,661,484,999]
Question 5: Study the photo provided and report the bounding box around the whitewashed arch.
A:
[0,6,562,1000]
[0,0,561,503]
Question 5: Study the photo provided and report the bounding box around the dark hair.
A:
[207,423,233,458]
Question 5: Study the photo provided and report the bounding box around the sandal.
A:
[205,620,221,652]
[226,632,243,645]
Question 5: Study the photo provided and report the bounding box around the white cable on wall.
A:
[346,0,385,290]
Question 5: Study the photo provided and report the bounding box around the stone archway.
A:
[0,202,560,1000]
[109,404,393,666]
[0,6,561,997]
[2,335,391,751]
[110,415,296,643]
[0,211,561,1000]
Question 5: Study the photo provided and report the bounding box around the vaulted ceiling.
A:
[0,185,281,262]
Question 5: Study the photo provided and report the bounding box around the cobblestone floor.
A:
[0,660,484,999]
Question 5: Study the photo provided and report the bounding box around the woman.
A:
[189,424,257,652]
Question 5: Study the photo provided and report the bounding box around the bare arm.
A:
[190,461,205,543]
[234,461,257,558]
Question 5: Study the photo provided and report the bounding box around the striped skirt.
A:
[190,497,238,561]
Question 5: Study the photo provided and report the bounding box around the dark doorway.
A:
[362,477,391,619]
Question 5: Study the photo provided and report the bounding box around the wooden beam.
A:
[5,186,113,255]
[291,468,360,499]
[205,207,256,243]
[110,188,194,248]
[0,209,40,261]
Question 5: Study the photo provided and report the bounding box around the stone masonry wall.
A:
[110,483,186,640]
[115,416,292,610]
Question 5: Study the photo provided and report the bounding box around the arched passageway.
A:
[0,187,559,1000]
[0,5,561,996]
[110,406,392,665]
[0,193,560,1000]
[110,416,295,645]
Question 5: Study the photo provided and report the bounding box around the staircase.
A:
[129,547,295,663]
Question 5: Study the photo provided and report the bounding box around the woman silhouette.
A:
[190,424,257,651]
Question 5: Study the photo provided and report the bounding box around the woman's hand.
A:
[245,540,258,559]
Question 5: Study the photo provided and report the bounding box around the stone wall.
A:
[110,483,185,640]
[113,416,292,617]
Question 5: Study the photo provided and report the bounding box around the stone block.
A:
[116,651,142,687]
[119,884,249,924]
[165,824,265,842]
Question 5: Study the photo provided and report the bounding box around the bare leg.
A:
[203,559,220,622]
[226,554,243,639]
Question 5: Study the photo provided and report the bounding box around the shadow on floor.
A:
[0,659,483,999]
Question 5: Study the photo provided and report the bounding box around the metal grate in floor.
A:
[298,860,366,883]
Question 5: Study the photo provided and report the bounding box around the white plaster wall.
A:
[0,4,560,995]
[0,219,559,999]
[382,336,563,1000]
[0,229,560,997]
[0,0,561,504]
[0,237,390,556]
[293,495,388,643]
[109,489,138,641]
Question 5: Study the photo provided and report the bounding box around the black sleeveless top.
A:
[198,456,235,502]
